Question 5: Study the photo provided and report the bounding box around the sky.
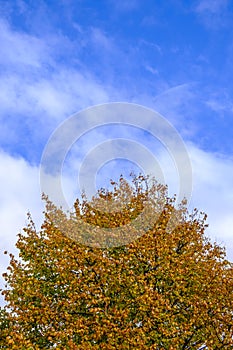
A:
[0,0,233,303]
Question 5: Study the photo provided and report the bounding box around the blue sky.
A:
[0,0,233,159]
[0,0,233,301]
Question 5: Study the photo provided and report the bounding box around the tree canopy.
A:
[1,175,233,349]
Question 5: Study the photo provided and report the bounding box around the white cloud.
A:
[0,19,114,150]
[27,70,110,118]
[0,70,111,133]
[0,19,50,68]
[188,144,233,261]
[0,150,43,305]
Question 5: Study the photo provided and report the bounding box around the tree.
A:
[1,175,233,349]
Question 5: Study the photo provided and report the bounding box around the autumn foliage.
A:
[0,175,233,349]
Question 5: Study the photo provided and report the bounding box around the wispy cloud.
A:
[195,0,229,14]
[90,27,115,52]
[152,83,200,137]
[194,0,231,28]
[0,19,117,162]
[145,65,159,75]
[205,91,233,114]
[0,19,51,68]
